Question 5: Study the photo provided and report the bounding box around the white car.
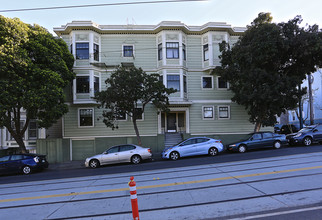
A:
[162,137,224,160]
[85,144,152,168]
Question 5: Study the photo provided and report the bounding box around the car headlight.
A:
[164,148,172,153]
[229,144,237,147]
[294,133,302,138]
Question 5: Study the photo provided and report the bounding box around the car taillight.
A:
[34,156,39,163]
[148,149,152,153]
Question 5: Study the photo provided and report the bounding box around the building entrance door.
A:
[167,113,177,132]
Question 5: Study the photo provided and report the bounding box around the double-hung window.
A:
[76,43,89,59]
[182,44,186,60]
[123,45,134,57]
[158,43,162,60]
[79,109,94,127]
[28,120,37,139]
[167,75,180,91]
[202,76,213,89]
[93,44,99,61]
[166,42,179,59]
[218,76,228,89]
[94,76,100,94]
[203,44,209,61]
[76,76,90,93]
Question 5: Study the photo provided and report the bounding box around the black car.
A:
[278,124,299,135]
[0,154,49,175]
[287,124,322,146]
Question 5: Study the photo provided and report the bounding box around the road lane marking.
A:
[1,165,322,203]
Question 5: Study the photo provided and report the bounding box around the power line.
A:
[0,0,206,13]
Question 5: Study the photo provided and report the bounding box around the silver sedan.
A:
[85,144,152,168]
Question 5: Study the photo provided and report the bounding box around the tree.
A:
[213,13,322,132]
[95,66,176,146]
[0,16,75,153]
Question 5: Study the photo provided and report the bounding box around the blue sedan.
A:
[162,137,224,160]
[0,154,49,175]
[227,132,288,153]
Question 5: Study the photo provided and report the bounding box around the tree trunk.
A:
[254,120,262,132]
[12,134,28,153]
[132,119,142,146]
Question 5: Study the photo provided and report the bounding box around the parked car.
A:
[226,132,288,153]
[286,124,322,146]
[0,154,49,175]
[278,124,299,134]
[161,137,224,160]
[85,144,152,168]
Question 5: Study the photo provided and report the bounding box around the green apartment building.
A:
[50,21,257,161]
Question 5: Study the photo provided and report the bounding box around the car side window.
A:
[107,146,119,154]
[180,139,196,146]
[252,133,262,140]
[119,145,136,152]
[262,133,273,138]
[196,138,209,143]
[10,155,24,160]
[0,156,10,162]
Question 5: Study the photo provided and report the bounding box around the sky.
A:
[1,0,321,35]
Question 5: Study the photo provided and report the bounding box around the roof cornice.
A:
[53,20,246,36]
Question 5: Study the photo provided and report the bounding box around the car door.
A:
[118,145,136,163]
[312,125,322,141]
[100,146,120,165]
[195,138,211,155]
[0,155,11,174]
[178,138,197,157]
[247,133,263,149]
[262,132,274,147]
[7,155,24,173]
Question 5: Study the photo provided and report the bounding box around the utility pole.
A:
[308,73,314,125]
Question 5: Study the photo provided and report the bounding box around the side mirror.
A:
[250,137,253,141]
[103,151,108,154]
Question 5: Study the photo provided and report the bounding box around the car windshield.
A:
[298,126,315,133]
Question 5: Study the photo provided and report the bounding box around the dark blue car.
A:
[227,132,288,153]
[0,154,49,175]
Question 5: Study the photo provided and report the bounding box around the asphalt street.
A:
[1,144,322,219]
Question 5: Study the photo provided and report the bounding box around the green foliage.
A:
[213,13,322,131]
[95,66,176,145]
[0,15,75,152]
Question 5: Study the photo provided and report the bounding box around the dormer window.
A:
[76,43,89,59]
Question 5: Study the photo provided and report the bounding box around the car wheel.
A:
[89,159,100,168]
[131,155,141,164]
[170,151,180,160]
[303,137,312,146]
[238,145,247,153]
[209,147,218,156]
[22,166,31,175]
[273,141,282,149]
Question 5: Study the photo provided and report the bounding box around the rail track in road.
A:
[1,151,322,219]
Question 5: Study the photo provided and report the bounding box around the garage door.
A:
[72,140,95,161]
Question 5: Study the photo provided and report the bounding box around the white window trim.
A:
[217,76,229,90]
[202,106,215,120]
[122,44,135,57]
[78,108,95,128]
[218,105,230,120]
[201,76,214,90]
